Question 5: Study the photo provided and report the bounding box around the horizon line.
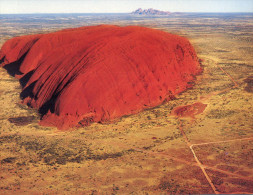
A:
[1,11,253,15]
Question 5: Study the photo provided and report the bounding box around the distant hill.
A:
[131,8,171,15]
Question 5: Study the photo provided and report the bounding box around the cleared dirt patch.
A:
[244,75,253,93]
[8,116,36,126]
[171,102,207,119]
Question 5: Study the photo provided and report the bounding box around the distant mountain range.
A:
[131,8,171,15]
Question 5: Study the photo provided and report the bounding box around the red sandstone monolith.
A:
[0,25,202,129]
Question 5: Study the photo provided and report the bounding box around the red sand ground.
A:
[0,25,201,129]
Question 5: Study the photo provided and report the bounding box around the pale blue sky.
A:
[0,0,252,14]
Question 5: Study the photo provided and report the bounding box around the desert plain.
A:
[0,13,253,194]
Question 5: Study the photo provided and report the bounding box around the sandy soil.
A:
[0,13,253,194]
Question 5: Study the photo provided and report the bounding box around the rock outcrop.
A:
[131,8,171,15]
[0,25,201,129]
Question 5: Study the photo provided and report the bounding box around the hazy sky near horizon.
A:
[0,0,252,14]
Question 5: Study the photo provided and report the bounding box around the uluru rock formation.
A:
[0,25,202,130]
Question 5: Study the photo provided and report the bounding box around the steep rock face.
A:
[0,25,201,129]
